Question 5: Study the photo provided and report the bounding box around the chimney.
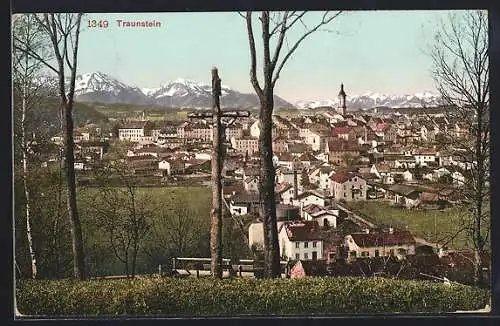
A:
[293,169,298,199]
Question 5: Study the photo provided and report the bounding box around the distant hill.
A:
[70,72,296,109]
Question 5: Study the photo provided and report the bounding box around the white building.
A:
[329,172,367,201]
[344,229,416,259]
[278,221,324,261]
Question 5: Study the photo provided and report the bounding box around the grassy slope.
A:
[344,201,477,249]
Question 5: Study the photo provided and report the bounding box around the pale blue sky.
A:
[77,11,464,102]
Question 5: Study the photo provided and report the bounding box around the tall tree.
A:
[429,10,489,286]
[14,13,86,279]
[12,14,43,279]
[243,11,342,277]
[12,14,59,279]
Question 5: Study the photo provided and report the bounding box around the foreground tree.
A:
[429,10,489,286]
[15,13,86,279]
[243,11,342,277]
[12,14,47,279]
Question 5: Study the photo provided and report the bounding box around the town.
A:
[38,83,488,282]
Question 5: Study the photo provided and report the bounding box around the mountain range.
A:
[296,91,443,111]
[70,71,443,110]
[71,72,294,109]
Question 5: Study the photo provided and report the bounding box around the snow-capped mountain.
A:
[71,72,294,108]
[73,72,148,105]
[296,91,443,110]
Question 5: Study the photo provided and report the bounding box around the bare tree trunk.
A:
[244,10,342,278]
[210,67,223,279]
[259,96,281,278]
[21,81,37,279]
[473,104,485,285]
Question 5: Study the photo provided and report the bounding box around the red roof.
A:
[349,230,416,247]
[332,127,352,136]
[275,182,293,194]
[283,221,323,241]
[375,122,389,131]
[302,204,324,214]
[415,148,437,155]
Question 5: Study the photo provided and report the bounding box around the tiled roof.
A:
[349,230,416,247]
[330,172,362,183]
[332,127,352,136]
[284,220,323,241]
[387,184,420,196]
[327,140,360,152]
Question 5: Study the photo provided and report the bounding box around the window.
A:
[295,242,300,248]
[304,242,309,248]
[361,251,369,257]
[304,253,309,259]
[389,249,395,256]
[375,250,380,257]
[295,253,300,260]
[312,241,317,248]
[312,252,317,260]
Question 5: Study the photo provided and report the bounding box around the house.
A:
[231,136,259,156]
[297,152,319,167]
[230,192,263,216]
[312,165,336,190]
[277,152,300,170]
[329,172,367,202]
[332,126,355,141]
[370,163,391,179]
[386,184,421,208]
[384,124,399,143]
[288,143,311,157]
[276,167,302,191]
[304,208,339,229]
[344,229,416,260]
[278,220,324,261]
[224,123,244,141]
[289,260,328,278]
[184,122,213,141]
[275,182,296,205]
[118,120,155,142]
[293,190,333,208]
[325,139,361,166]
[158,160,171,175]
[414,148,439,167]
[272,135,289,153]
[244,176,259,193]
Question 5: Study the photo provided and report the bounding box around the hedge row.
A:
[16,277,490,316]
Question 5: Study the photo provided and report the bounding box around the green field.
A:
[344,201,489,250]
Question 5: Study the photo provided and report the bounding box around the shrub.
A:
[16,277,489,317]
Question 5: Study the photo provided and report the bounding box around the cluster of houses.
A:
[42,86,478,277]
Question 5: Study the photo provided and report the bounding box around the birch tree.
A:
[243,11,342,277]
[14,13,87,280]
[429,10,490,286]
[12,14,54,279]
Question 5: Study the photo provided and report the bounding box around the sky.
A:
[75,10,465,103]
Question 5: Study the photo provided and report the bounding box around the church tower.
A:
[338,83,347,116]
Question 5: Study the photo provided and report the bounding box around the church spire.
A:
[338,83,347,115]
